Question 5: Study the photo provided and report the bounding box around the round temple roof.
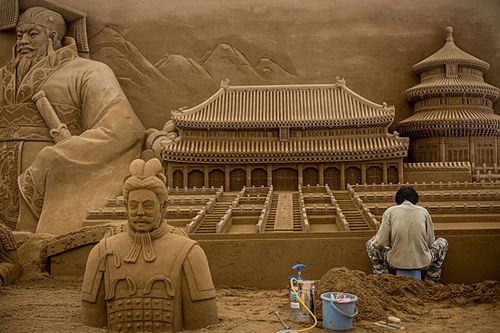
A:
[412,27,490,73]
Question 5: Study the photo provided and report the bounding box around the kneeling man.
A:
[366,186,448,283]
[82,158,218,332]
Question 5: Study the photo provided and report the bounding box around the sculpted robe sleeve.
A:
[81,240,107,327]
[19,60,144,234]
[181,244,218,330]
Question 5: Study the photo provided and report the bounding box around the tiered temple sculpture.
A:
[159,78,409,191]
[398,27,500,166]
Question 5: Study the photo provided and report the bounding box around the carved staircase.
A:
[332,191,370,231]
[194,193,236,234]
[265,193,279,232]
[292,193,302,231]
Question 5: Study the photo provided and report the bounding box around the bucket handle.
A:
[330,301,358,318]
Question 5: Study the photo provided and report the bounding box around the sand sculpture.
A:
[0,4,144,234]
[398,26,500,166]
[81,158,218,332]
[0,222,21,285]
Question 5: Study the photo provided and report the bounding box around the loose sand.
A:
[1,272,499,332]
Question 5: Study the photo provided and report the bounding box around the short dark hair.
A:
[395,186,419,205]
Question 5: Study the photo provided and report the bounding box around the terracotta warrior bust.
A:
[0,6,144,234]
[0,223,21,286]
[81,158,218,332]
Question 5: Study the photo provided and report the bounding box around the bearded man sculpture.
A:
[81,158,218,332]
[0,6,144,234]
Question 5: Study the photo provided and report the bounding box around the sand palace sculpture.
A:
[0,0,498,238]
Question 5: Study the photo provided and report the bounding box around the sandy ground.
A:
[0,277,499,333]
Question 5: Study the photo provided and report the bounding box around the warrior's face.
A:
[15,23,50,59]
[127,189,163,233]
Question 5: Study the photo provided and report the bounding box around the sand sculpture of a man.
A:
[82,158,218,332]
[0,6,144,234]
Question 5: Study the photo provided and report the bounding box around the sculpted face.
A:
[16,23,50,59]
[127,189,163,233]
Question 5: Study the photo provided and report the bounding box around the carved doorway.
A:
[230,168,246,191]
[303,167,319,186]
[345,166,361,186]
[209,169,224,188]
[172,170,183,188]
[251,168,267,187]
[387,166,399,184]
[366,166,383,184]
[187,169,204,188]
[324,167,341,190]
[272,167,298,191]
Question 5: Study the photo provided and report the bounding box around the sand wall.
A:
[49,229,500,288]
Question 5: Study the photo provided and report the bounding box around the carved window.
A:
[446,64,458,78]
[280,127,290,141]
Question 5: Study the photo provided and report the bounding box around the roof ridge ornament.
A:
[446,26,454,43]
[220,78,230,89]
[335,77,346,86]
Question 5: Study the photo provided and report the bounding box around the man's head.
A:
[394,186,419,205]
[123,159,168,233]
[15,7,66,60]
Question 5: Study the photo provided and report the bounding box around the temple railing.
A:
[351,181,500,192]
[370,202,500,216]
[297,187,310,232]
[256,186,274,233]
[167,186,221,195]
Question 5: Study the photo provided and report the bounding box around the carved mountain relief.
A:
[89,26,297,128]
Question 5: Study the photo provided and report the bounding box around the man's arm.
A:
[373,208,392,249]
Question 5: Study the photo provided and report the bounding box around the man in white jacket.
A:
[366,186,448,283]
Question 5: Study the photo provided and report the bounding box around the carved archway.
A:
[324,167,341,190]
[209,169,224,188]
[172,170,183,188]
[187,169,204,188]
[345,166,361,186]
[366,166,383,184]
[387,166,399,184]
[303,167,319,186]
[272,168,298,191]
[230,168,246,191]
[251,168,267,187]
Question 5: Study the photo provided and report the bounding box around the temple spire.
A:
[446,26,454,43]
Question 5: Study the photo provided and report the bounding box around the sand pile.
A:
[314,267,500,321]
[13,232,55,281]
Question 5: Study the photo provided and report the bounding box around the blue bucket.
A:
[321,292,358,331]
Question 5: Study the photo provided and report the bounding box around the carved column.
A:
[361,162,366,185]
[246,165,252,187]
[267,165,273,187]
[495,137,499,165]
[469,136,475,167]
[340,162,346,190]
[204,165,209,187]
[224,165,230,191]
[383,161,388,184]
[166,162,173,188]
[298,165,303,186]
[319,164,324,186]
[183,166,188,188]
[439,137,446,162]
[399,159,404,184]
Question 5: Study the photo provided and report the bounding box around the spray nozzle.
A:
[292,264,307,280]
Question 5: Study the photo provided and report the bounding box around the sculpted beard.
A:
[15,42,48,83]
